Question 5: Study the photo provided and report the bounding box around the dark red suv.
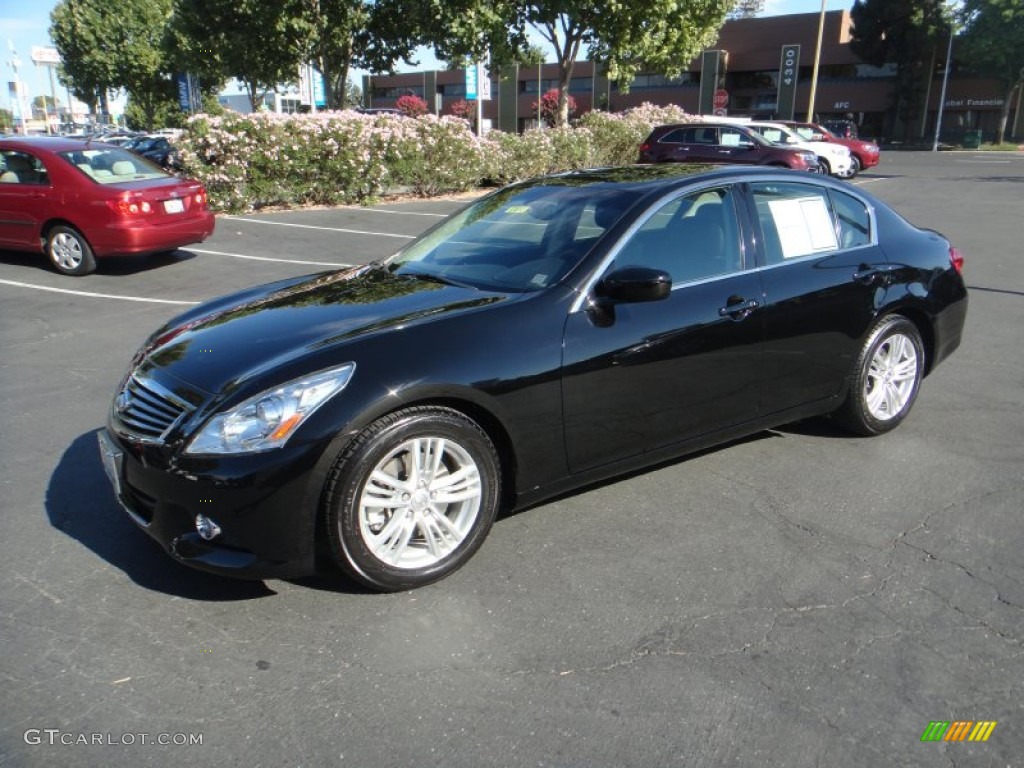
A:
[638,123,820,172]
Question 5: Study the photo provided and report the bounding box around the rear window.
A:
[57,147,169,184]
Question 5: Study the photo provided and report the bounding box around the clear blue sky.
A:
[2,0,852,112]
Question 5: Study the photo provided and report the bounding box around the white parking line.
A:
[221,216,415,239]
[364,209,448,217]
[189,248,351,267]
[0,278,199,305]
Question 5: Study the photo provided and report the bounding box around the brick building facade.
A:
[364,11,1021,143]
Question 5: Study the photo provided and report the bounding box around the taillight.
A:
[194,189,207,207]
[107,198,153,215]
[639,142,650,154]
[950,246,964,273]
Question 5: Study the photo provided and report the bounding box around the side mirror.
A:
[597,266,671,303]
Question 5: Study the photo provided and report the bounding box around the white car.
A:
[746,121,855,178]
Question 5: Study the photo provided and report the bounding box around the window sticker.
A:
[720,132,741,147]
[505,205,530,214]
[767,196,838,258]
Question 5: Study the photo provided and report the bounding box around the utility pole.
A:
[6,40,29,134]
[806,0,827,121]
[932,24,954,151]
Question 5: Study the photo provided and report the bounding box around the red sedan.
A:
[780,121,881,175]
[0,136,215,276]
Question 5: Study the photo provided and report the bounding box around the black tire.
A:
[818,158,832,176]
[324,406,501,591]
[850,155,863,175]
[46,225,96,276]
[834,315,925,436]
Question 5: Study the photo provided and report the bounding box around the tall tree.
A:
[425,0,732,127]
[51,0,199,128]
[850,0,951,140]
[170,0,308,111]
[728,0,764,19]
[50,0,119,112]
[959,0,1024,143]
[296,0,423,110]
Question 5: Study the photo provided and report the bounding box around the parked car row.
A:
[638,118,881,178]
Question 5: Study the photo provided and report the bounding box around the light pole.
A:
[6,40,29,134]
[932,23,955,151]
[806,0,827,121]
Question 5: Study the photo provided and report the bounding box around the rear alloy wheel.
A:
[324,406,501,591]
[850,155,863,175]
[47,225,96,276]
[835,316,924,436]
[818,158,832,176]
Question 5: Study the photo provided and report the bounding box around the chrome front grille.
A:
[113,374,193,443]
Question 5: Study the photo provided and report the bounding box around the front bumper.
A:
[97,428,324,580]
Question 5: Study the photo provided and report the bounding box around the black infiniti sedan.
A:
[98,165,967,591]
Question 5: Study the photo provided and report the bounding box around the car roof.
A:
[520,164,824,194]
[0,135,124,153]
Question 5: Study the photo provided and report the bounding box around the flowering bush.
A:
[447,99,474,121]
[175,101,694,212]
[385,115,486,196]
[532,88,577,127]
[580,103,696,166]
[396,94,429,117]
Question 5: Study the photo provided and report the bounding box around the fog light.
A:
[195,514,222,541]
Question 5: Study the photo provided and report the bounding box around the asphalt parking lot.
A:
[1,152,1022,767]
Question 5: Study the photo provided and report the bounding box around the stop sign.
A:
[713,89,729,110]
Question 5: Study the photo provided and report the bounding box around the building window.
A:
[522,77,592,94]
[371,85,425,99]
[731,70,779,89]
[613,73,695,91]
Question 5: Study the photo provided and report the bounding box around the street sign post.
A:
[777,44,801,120]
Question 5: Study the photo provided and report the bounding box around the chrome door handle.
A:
[718,298,760,319]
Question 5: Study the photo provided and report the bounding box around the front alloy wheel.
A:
[835,315,924,435]
[325,406,500,591]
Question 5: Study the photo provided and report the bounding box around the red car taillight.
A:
[107,197,153,216]
[950,246,964,273]
[639,142,650,154]
[194,189,207,208]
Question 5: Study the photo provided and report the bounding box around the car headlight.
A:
[184,363,355,455]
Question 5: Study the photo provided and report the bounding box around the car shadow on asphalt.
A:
[0,248,197,276]
[99,249,198,275]
[46,429,277,601]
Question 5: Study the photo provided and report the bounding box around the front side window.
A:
[612,186,743,284]
[752,182,871,264]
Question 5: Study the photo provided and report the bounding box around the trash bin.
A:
[962,130,982,149]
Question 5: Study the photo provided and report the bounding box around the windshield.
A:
[57,147,170,184]
[388,183,641,292]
